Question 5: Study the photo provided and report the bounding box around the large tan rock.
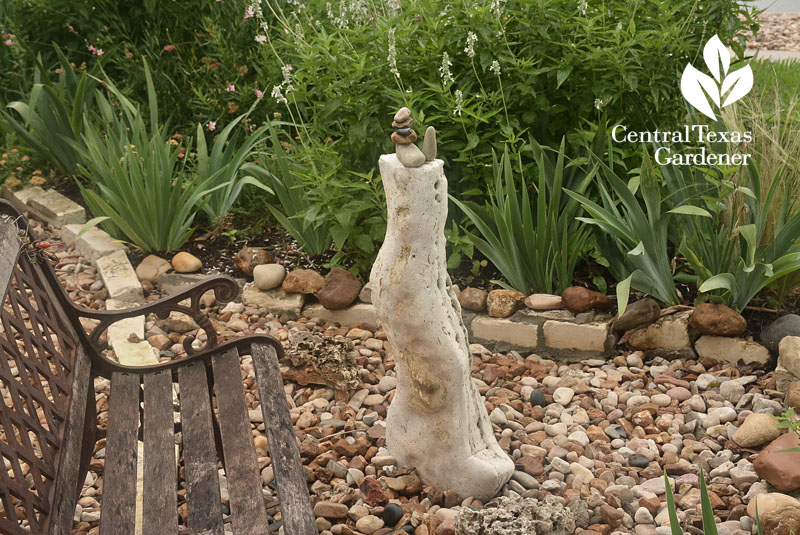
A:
[760,506,800,535]
[370,154,513,501]
[786,381,800,411]
[747,493,800,518]
[732,413,780,448]
[486,289,525,318]
[171,251,201,273]
[779,336,800,379]
[135,255,171,283]
[282,269,325,294]
[253,263,286,290]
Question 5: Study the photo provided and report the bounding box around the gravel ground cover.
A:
[19,226,780,535]
[746,12,800,52]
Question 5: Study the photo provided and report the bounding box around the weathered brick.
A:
[627,310,693,357]
[96,250,143,302]
[26,189,85,228]
[60,224,127,264]
[471,316,538,348]
[105,299,157,366]
[543,320,610,352]
[695,335,770,366]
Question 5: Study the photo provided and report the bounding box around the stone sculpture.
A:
[369,109,514,500]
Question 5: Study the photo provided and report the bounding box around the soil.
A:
[127,225,338,279]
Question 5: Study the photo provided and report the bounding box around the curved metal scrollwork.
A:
[75,275,240,356]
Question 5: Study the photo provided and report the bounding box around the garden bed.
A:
[8,193,800,535]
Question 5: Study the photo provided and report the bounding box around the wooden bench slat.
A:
[143,370,179,535]
[252,343,318,535]
[100,372,140,535]
[49,344,93,535]
[178,362,224,535]
[211,349,270,534]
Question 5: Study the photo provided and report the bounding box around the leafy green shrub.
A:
[0,0,263,133]
[567,150,694,307]
[688,158,800,311]
[193,109,271,224]
[250,125,386,275]
[251,0,755,197]
[248,126,333,257]
[658,98,800,312]
[451,141,593,295]
[2,47,98,175]
[74,61,224,252]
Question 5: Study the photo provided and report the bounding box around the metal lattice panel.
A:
[0,254,79,534]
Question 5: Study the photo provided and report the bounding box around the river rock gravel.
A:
[17,219,796,535]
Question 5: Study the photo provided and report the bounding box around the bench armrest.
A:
[71,274,242,362]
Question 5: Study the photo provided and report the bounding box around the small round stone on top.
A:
[394,107,411,123]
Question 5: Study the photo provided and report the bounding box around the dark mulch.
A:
[126,225,337,280]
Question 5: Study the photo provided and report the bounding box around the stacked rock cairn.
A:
[391,107,437,168]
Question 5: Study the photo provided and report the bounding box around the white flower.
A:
[439,52,454,86]
[454,89,464,116]
[255,34,267,43]
[272,85,288,105]
[387,28,400,78]
[281,64,294,93]
[578,0,587,16]
[594,98,603,110]
[464,31,477,59]
[490,0,506,17]
[489,60,501,76]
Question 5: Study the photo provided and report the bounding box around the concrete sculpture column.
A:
[369,109,514,501]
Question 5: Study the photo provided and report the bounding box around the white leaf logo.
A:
[680,34,753,120]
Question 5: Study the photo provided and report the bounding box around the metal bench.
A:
[0,199,318,535]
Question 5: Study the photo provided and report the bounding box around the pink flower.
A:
[163,44,175,52]
[225,83,235,92]
[285,64,293,71]
[255,89,264,99]
[207,121,216,131]
[87,44,104,56]
[244,8,254,19]
[3,39,13,46]
[284,27,289,35]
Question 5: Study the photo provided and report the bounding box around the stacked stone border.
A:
[10,186,796,389]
